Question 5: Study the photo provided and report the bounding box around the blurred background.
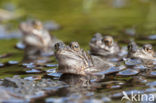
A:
[0,0,156,76]
[0,1,156,102]
[0,0,156,46]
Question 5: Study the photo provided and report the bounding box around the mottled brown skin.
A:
[19,20,60,62]
[127,40,138,58]
[55,41,114,77]
[128,41,156,60]
[55,42,94,76]
[55,42,113,85]
[89,33,120,57]
[143,44,155,58]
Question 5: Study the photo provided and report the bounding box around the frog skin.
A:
[89,33,120,57]
[128,40,156,60]
[19,20,60,62]
[55,42,94,76]
[55,41,114,85]
[55,42,114,75]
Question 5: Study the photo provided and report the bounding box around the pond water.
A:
[0,0,156,103]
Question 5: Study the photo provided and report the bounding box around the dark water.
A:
[0,0,156,103]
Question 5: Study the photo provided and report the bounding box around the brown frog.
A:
[125,40,156,68]
[128,40,156,60]
[89,33,120,57]
[55,42,94,76]
[19,20,60,63]
[55,42,114,85]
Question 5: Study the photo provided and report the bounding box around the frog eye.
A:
[74,45,79,48]
[105,39,110,44]
[128,44,132,50]
[70,42,80,51]
[102,38,112,46]
[55,42,65,50]
[143,44,153,53]
[32,20,42,29]
[55,43,59,50]
[145,47,152,53]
